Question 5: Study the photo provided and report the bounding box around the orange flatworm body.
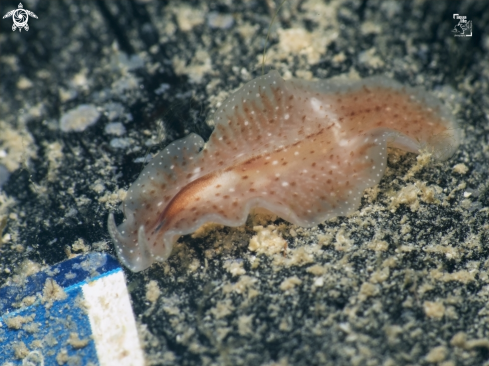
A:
[108,71,459,272]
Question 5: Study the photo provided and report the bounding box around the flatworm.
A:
[108,71,459,272]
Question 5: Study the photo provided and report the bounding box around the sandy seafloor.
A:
[0,0,488,365]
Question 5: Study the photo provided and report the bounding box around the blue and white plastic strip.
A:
[0,253,145,365]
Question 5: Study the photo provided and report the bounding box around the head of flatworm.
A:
[108,70,460,272]
[108,133,206,272]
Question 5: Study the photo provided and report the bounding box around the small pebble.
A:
[105,122,126,136]
[207,12,234,29]
[60,104,100,132]
[110,138,132,149]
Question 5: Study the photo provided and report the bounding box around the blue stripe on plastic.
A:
[0,253,122,365]
[0,253,120,314]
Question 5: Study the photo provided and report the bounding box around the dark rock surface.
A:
[1,1,488,365]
